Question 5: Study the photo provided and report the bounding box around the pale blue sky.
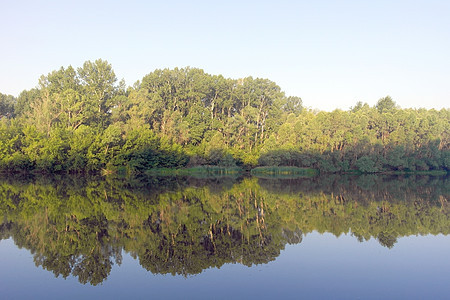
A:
[1,0,449,111]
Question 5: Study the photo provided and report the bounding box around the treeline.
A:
[0,59,449,174]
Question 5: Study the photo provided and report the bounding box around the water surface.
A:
[0,174,449,299]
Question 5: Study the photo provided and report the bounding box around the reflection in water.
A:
[0,175,448,285]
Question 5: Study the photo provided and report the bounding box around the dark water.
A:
[0,174,449,299]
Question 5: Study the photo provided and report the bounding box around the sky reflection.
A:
[1,232,449,299]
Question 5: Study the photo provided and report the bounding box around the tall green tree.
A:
[0,93,16,118]
[78,59,120,127]
[376,95,397,113]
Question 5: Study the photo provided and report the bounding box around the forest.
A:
[0,59,449,174]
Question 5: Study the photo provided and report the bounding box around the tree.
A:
[1,60,449,174]
[78,59,119,127]
[283,96,303,115]
[376,96,397,114]
[350,101,369,113]
[0,93,16,118]
[15,88,40,117]
[355,155,379,173]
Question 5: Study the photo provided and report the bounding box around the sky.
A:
[0,0,449,111]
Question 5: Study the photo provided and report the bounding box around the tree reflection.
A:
[0,175,448,285]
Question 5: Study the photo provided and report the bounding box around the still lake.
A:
[0,174,449,299]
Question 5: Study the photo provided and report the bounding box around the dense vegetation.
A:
[1,59,449,174]
[0,175,448,284]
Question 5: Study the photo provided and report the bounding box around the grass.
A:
[383,170,449,176]
[145,166,243,177]
[341,169,449,175]
[251,166,318,178]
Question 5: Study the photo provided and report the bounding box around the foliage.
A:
[0,61,449,174]
[0,93,16,118]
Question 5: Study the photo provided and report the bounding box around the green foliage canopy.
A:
[0,60,448,174]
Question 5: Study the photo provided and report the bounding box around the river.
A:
[0,174,449,299]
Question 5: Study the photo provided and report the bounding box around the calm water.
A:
[0,174,449,299]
